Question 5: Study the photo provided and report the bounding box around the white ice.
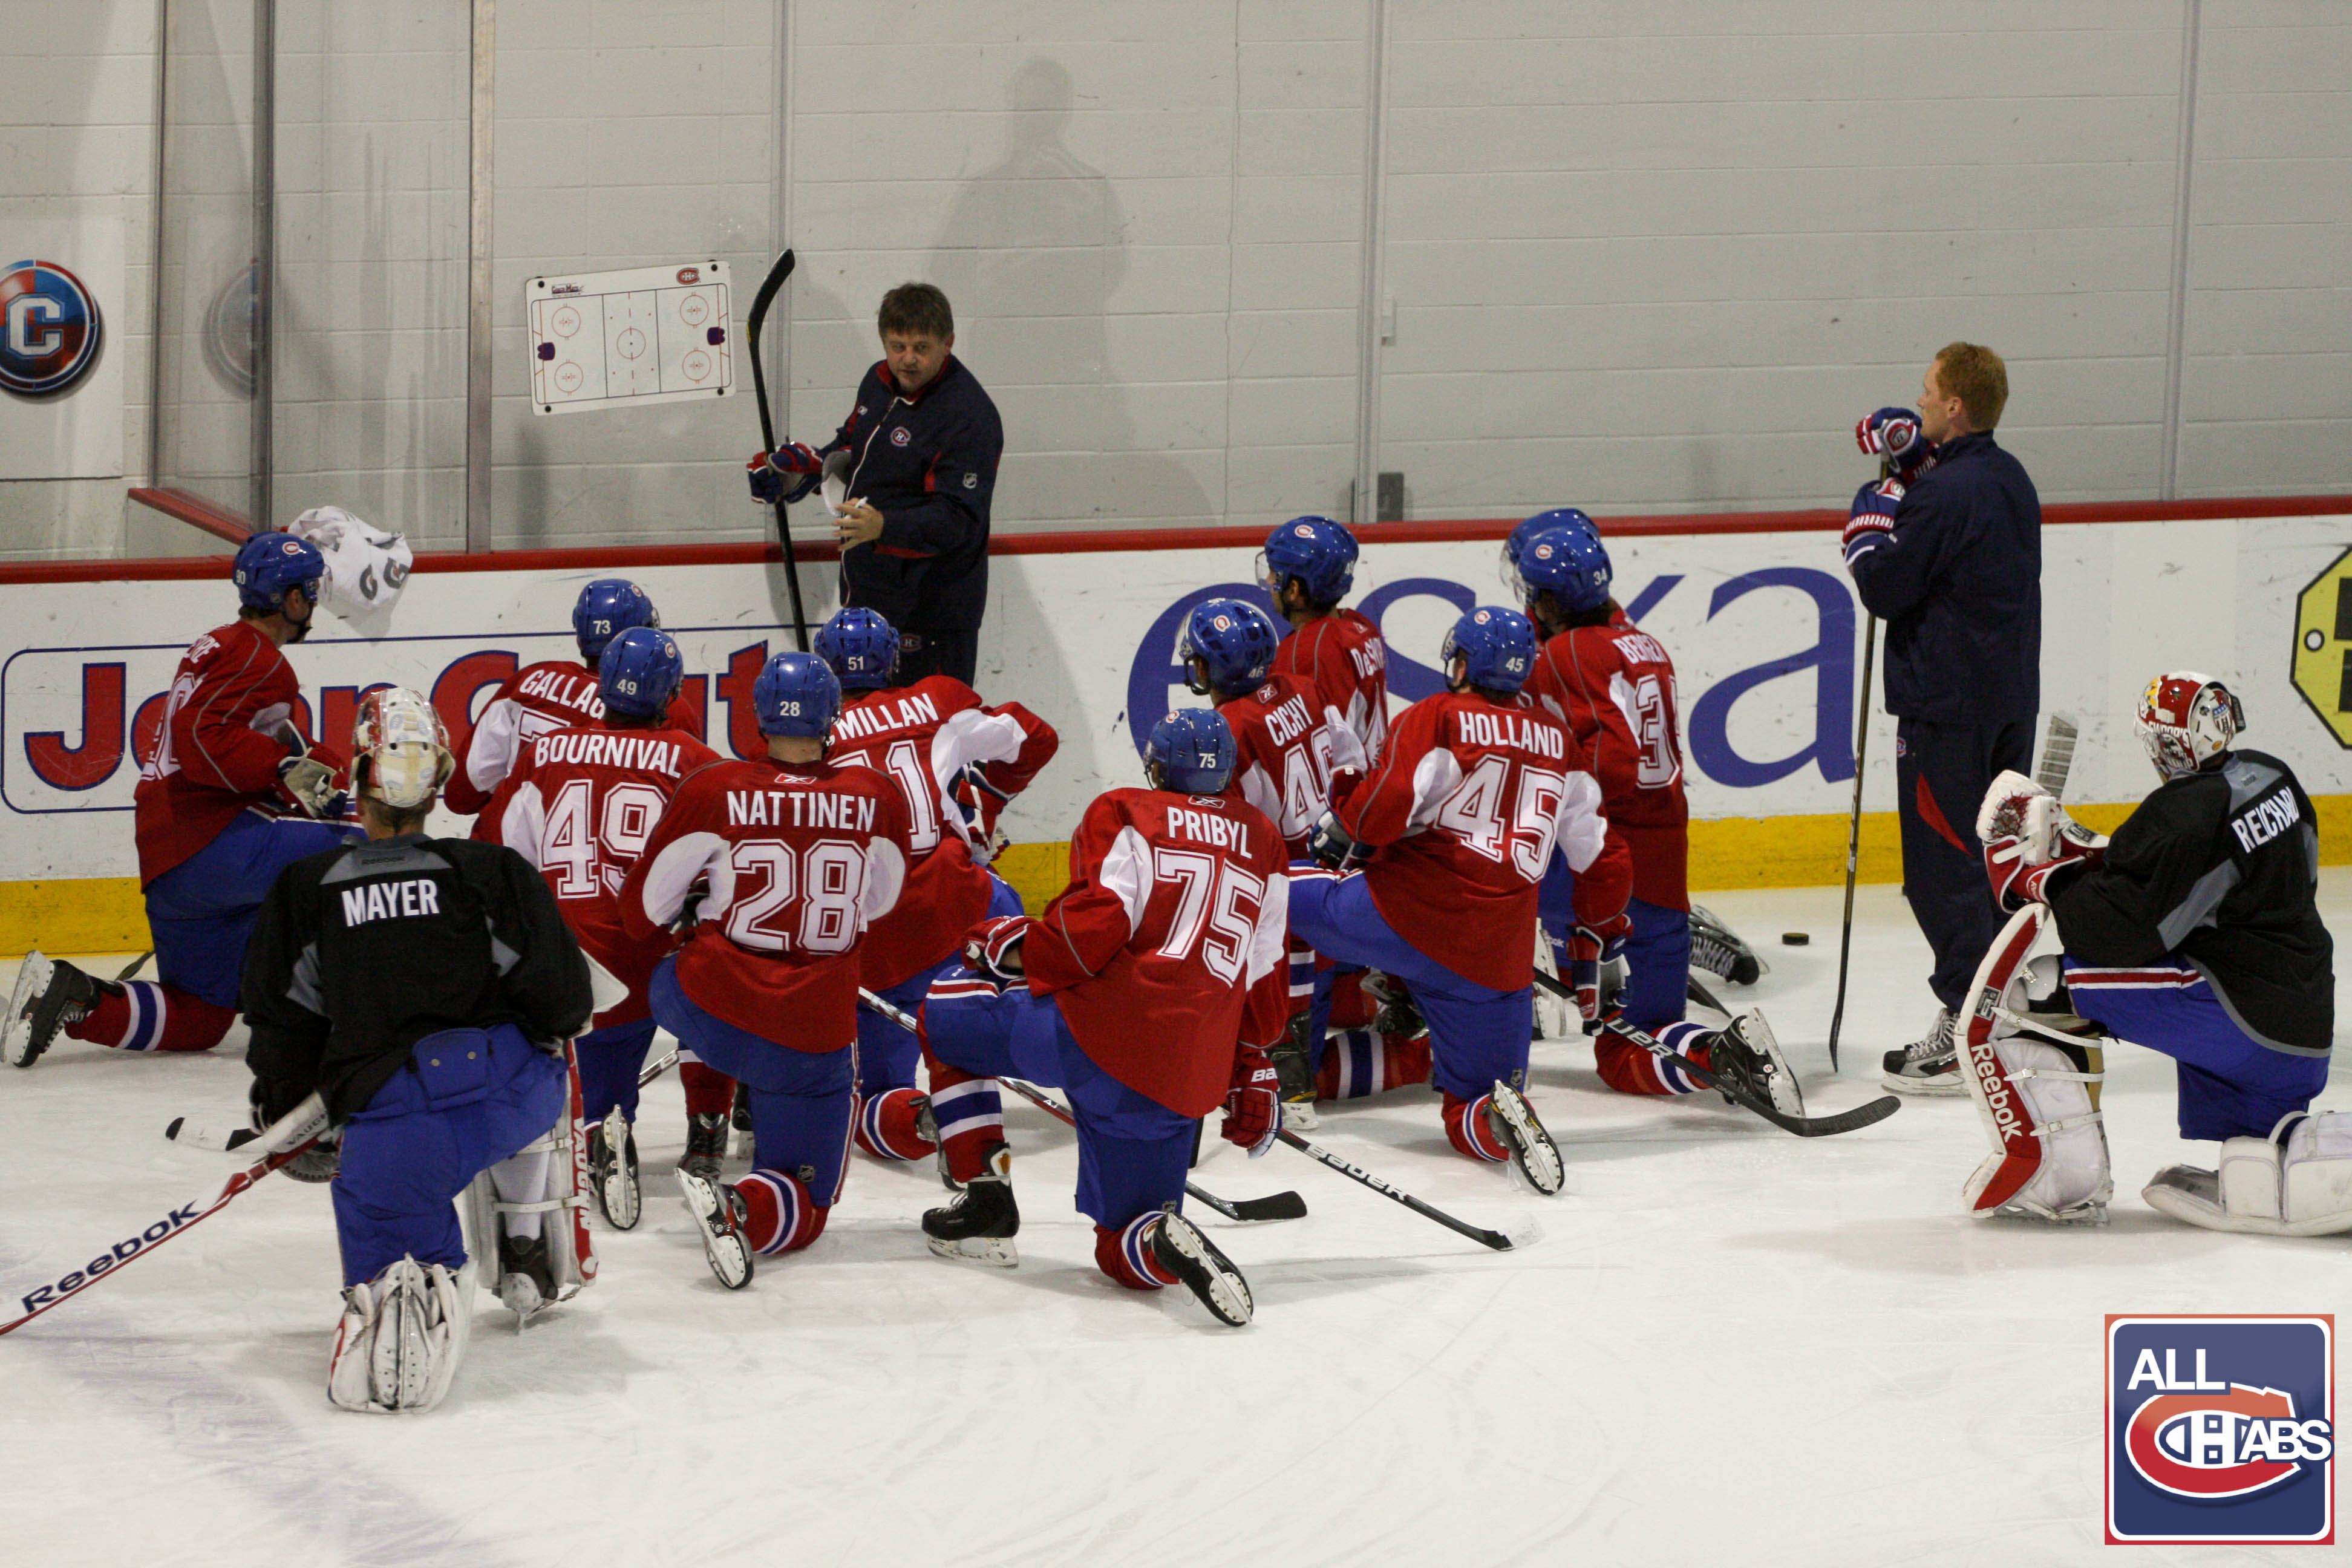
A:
[4,880,2347,1567]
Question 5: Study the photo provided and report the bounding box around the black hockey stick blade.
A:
[1275,1129,1523,1250]
[164,1116,261,1154]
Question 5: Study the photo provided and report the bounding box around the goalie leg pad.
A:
[2145,1111,2352,1236]
[328,1256,472,1413]
[1958,906,2113,1223]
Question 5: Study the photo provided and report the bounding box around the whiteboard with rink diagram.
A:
[526,260,734,415]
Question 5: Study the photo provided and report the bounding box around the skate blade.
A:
[1488,1086,1564,1197]
[1981,1200,2111,1227]
[1881,1072,1967,1097]
[599,1172,642,1231]
[498,1273,549,1330]
[926,1234,1020,1269]
[4,952,55,1068]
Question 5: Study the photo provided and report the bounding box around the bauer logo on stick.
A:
[2107,1315,2334,1544]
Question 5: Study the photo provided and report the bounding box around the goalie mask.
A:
[2135,671,2243,781]
[352,687,453,811]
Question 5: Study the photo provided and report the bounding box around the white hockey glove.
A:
[278,753,346,819]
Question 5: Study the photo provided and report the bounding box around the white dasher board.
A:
[527,260,734,415]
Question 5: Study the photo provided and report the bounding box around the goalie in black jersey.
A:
[1953,671,2343,1235]
[241,687,595,1412]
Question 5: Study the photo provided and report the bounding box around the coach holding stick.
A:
[1841,343,2041,1094]
[748,283,1004,684]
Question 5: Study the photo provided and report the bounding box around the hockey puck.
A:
[1780,932,1810,946]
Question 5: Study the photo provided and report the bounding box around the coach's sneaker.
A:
[1708,1009,1803,1118]
[677,1169,754,1290]
[1148,1206,1253,1327]
[5,952,95,1069]
[922,1141,1019,1267]
[1484,1080,1565,1196]
[1881,1007,1964,1096]
[589,1114,641,1230]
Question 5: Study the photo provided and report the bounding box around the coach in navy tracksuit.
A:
[750,283,1003,685]
[1843,343,2041,1090]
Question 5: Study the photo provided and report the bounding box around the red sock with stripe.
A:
[1594,1021,1713,1096]
[854,1087,939,1161]
[67,981,236,1053]
[1093,1215,1178,1291]
[731,1168,829,1255]
[921,1041,1004,1185]
[1442,1091,1511,1163]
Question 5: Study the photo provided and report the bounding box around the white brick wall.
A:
[1,1,2344,560]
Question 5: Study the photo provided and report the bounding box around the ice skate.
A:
[1148,1206,1253,1326]
[1707,1009,1803,1117]
[728,1082,755,1161]
[589,1113,641,1230]
[1364,970,1428,1043]
[1271,1014,1319,1132]
[676,1169,754,1290]
[922,1141,1019,1267]
[1483,1080,1564,1195]
[497,1231,558,1324]
[5,952,96,1070]
[679,1111,727,1184]
[1688,905,1763,985]
[1881,1008,1964,1095]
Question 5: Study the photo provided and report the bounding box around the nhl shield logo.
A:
[0,260,105,396]
[2107,1316,2334,1544]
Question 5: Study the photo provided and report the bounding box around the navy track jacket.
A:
[1849,430,2042,725]
[820,355,1004,634]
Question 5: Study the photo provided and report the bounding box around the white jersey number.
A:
[541,777,669,899]
[723,838,869,955]
[1149,848,1268,986]
[1436,755,1570,883]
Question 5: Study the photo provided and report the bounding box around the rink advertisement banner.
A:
[1,510,2350,889]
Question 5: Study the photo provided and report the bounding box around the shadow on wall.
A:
[927,57,1215,532]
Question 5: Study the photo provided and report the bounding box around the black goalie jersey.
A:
[2050,748,2333,1054]
[241,834,594,1120]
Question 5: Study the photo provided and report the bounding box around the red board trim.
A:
[1,489,2344,587]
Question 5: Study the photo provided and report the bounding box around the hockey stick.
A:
[1825,610,1878,1072]
[998,1077,1308,1224]
[638,1048,678,1089]
[1530,972,1900,1137]
[1273,1129,1528,1252]
[745,247,810,653]
[851,986,1306,1221]
[5,1096,329,1335]
[2035,714,2078,797]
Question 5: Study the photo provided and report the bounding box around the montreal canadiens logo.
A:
[890,426,911,446]
[0,260,104,396]
[2125,1383,2328,1498]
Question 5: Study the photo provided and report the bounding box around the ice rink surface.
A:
[4,880,2345,1568]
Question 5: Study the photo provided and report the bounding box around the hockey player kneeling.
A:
[240,689,596,1413]
[619,653,915,1290]
[1960,673,2342,1233]
[918,709,1290,1327]
[1287,609,1629,1193]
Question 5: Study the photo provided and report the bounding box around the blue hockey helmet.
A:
[598,626,685,720]
[1258,515,1359,607]
[1440,606,1538,694]
[1501,507,1597,590]
[752,650,843,739]
[1513,524,1614,615]
[814,606,901,691]
[1145,707,1238,795]
[231,531,327,612]
[572,578,659,663]
[1177,597,1282,697]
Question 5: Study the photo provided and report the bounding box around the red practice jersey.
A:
[133,619,339,885]
[446,658,703,823]
[827,675,1058,989]
[1019,787,1290,1118]
[1216,670,1368,858]
[620,757,912,1050]
[1272,609,1388,759]
[1333,688,1629,993]
[492,724,720,1028]
[1527,623,1690,910]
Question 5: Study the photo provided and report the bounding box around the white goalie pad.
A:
[1957,905,2114,1224]
[328,1256,472,1414]
[457,1054,598,1325]
[2145,1111,2352,1237]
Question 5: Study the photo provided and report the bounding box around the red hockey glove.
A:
[1222,1043,1281,1157]
[962,915,1032,982]
[1567,915,1630,1035]
[1984,829,2105,912]
[1854,406,1936,482]
[1842,479,1904,567]
[748,443,824,506]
